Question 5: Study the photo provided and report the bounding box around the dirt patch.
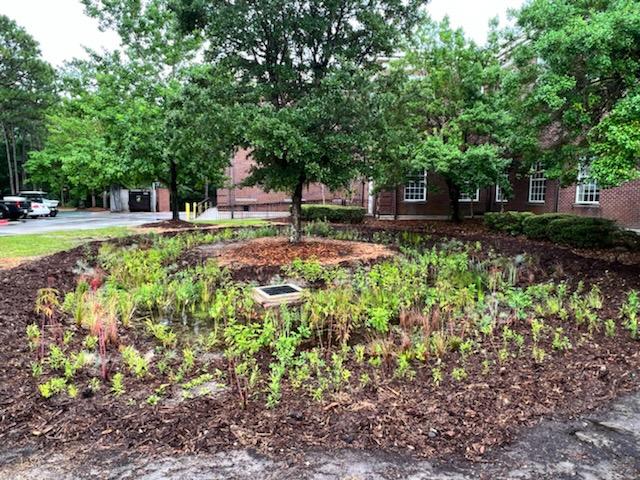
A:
[0,257,33,270]
[202,237,395,268]
[356,218,640,265]
[363,217,488,235]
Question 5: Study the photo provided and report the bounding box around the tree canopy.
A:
[0,14,55,195]
[508,0,640,187]
[172,0,427,240]
[373,20,513,221]
[27,1,234,217]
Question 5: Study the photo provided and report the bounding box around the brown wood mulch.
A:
[206,237,396,268]
[0,223,639,463]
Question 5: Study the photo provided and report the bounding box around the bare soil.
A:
[1,222,640,467]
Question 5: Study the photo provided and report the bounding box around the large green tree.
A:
[0,15,55,195]
[375,20,512,222]
[173,0,426,241]
[30,0,233,218]
[508,0,640,187]
[27,57,165,206]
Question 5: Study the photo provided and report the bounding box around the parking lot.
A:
[0,210,179,236]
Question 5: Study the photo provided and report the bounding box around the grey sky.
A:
[0,0,525,67]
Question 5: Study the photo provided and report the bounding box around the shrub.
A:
[546,217,616,248]
[484,211,534,235]
[522,213,573,240]
[300,204,366,224]
[612,229,640,251]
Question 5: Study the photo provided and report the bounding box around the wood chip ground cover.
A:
[202,237,395,267]
[0,223,639,464]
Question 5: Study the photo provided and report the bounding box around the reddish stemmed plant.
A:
[90,303,119,380]
[34,288,61,360]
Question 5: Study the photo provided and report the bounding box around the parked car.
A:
[28,201,51,218]
[0,201,23,220]
[19,191,59,217]
[0,203,9,220]
[1,196,31,219]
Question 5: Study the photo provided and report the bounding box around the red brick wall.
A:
[377,171,640,227]
[377,171,490,218]
[218,149,369,210]
[556,180,640,227]
[157,188,171,212]
[488,173,558,214]
[497,175,640,227]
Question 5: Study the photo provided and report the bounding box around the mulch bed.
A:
[203,237,395,268]
[1,223,640,463]
[349,218,640,266]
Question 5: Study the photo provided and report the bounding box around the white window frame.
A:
[495,185,508,203]
[459,188,480,202]
[404,170,427,202]
[575,165,600,205]
[528,162,546,203]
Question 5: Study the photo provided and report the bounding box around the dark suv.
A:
[0,197,30,220]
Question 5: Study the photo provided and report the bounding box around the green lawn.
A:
[0,227,132,260]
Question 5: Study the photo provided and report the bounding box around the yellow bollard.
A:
[185,202,190,220]
[192,202,197,219]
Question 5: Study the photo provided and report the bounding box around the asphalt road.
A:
[0,210,181,236]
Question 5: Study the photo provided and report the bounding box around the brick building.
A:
[218,149,639,228]
[216,149,371,213]
[376,164,640,228]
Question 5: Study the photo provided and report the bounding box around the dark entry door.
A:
[129,190,151,212]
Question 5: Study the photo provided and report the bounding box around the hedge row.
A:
[300,204,366,223]
[484,211,627,249]
[484,212,533,235]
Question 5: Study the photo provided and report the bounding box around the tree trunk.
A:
[11,129,19,193]
[290,179,304,243]
[2,125,14,195]
[446,179,462,223]
[170,158,179,221]
[21,136,27,188]
[91,190,96,208]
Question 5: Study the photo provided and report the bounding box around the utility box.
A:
[129,190,152,212]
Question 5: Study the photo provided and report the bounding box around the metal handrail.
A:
[195,197,214,217]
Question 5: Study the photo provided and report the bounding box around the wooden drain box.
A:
[253,283,304,307]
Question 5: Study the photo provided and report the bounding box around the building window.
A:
[528,162,546,203]
[404,170,427,202]
[459,188,479,202]
[575,166,600,205]
[495,185,508,202]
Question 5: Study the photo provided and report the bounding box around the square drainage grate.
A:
[260,285,300,296]
[254,283,303,307]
